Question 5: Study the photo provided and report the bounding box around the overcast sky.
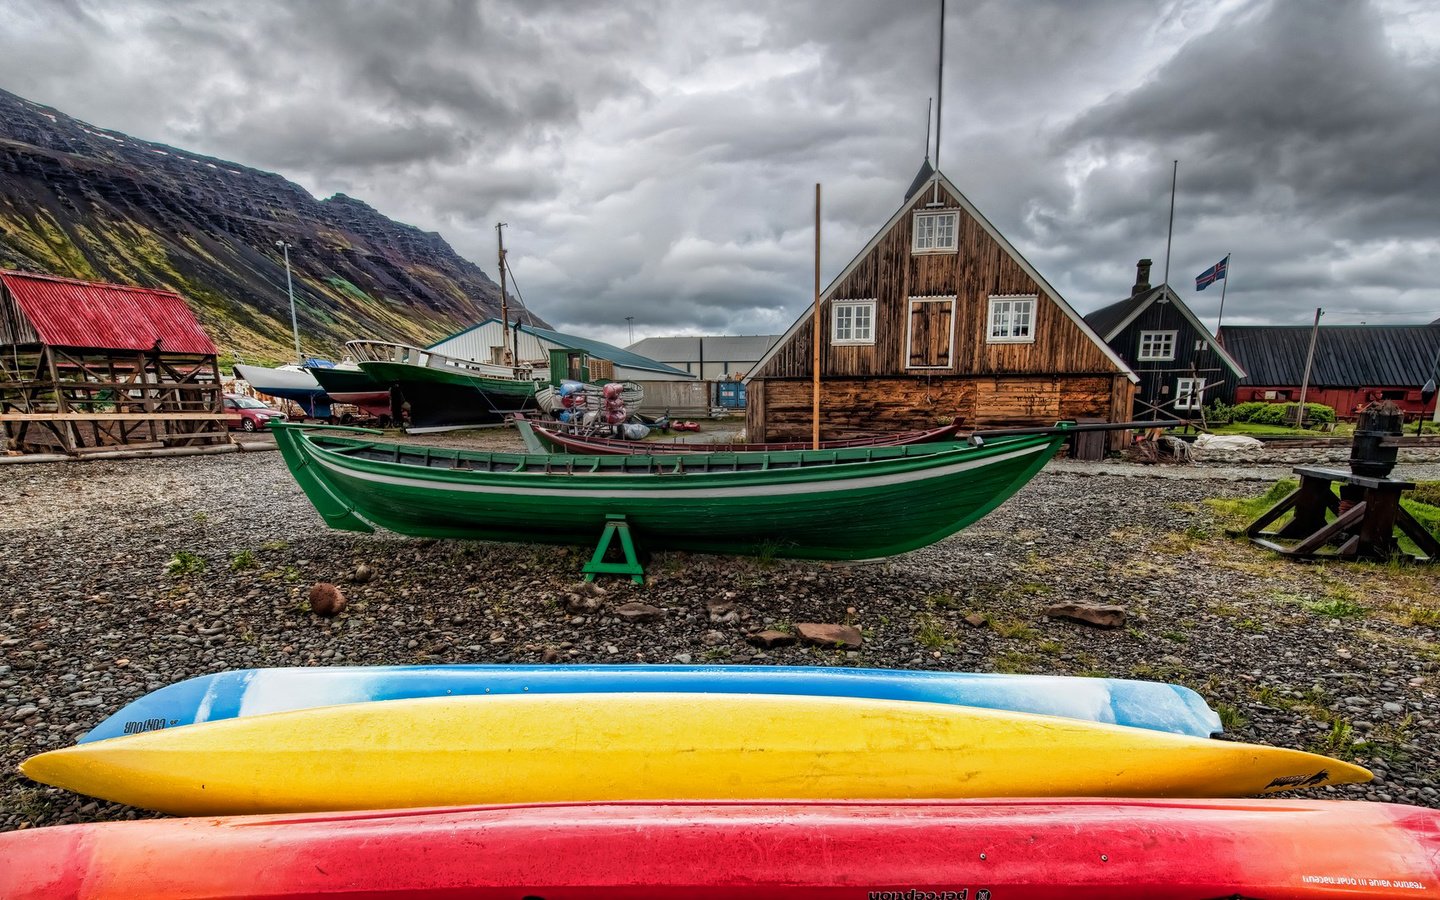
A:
[2,0,1437,346]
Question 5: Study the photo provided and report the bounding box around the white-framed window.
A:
[912,211,958,253]
[986,295,1036,343]
[1175,377,1206,410]
[831,299,876,345]
[1137,330,1177,361]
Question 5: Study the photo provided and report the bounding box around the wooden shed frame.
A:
[0,273,228,455]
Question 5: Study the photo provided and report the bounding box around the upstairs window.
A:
[1138,330,1177,361]
[912,212,958,253]
[831,299,876,345]
[987,295,1036,343]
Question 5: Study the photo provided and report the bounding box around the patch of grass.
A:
[1205,479,1299,527]
[164,551,206,577]
[989,618,1040,641]
[261,540,288,551]
[1215,702,1249,731]
[993,649,1042,674]
[1161,630,1189,643]
[1236,618,1266,633]
[915,614,955,651]
[1357,715,1414,764]
[1304,596,1367,619]
[925,592,963,610]
[753,539,783,568]
[1311,714,1356,759]
[1128,660,1191,683]
[1035,639,1064,656]
[229,550,258,571]
[700,647,729,662]
[1401,606,1440,627]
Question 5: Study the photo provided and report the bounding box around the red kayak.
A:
[2,799,1436,899]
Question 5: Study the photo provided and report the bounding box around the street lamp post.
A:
[275,240,302,364]
[625,316,634,344]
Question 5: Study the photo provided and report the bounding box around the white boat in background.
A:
[233,364,332,418]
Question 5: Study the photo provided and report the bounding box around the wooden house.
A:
[0,270,228,454]
[1218,324,1440,420]
[744,164,1138,451]
[1083,259,1245,419]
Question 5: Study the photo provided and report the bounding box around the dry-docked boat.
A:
[347,340,541,431]
[270,422,1066,559]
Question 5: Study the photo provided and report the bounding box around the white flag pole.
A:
[1214,252,1232,339]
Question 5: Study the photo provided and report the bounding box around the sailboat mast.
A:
[496,222,513,368]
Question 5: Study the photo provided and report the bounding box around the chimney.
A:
[1132,259,1153,297]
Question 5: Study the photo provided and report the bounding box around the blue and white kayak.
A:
[82,665,1223,742]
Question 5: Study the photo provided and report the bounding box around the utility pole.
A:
[275,240,301,364]
[1295,307,1323,427]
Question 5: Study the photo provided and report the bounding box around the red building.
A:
[1218,324,1440,420]
[0,269,228,453]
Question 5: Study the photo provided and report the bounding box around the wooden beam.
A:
[0,412,227,422]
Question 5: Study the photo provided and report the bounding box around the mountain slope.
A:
[0,88,543,364]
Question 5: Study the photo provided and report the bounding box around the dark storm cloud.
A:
[0,0,1436,339]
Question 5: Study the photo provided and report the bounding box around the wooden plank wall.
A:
[757,182,1119,380]
[752,375,1130,442]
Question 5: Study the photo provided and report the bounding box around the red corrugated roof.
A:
[0,269,218,354]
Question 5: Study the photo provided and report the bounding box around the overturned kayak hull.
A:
[2,799,1435,899]
[23,693,1369,815]
[78,663,1224,743]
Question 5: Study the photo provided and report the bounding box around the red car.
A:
[223,393,286,432]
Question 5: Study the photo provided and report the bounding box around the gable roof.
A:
[521,324,694,377]
[746,168,1138,384]
[1220,324,1440,387]
[0,269,217,354]
[429,317,694,377]
[627,335,780,363]
[1085,284,1246,378]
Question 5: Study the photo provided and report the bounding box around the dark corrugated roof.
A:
[518,323,694,377]
[1083,288,1157,339]
[1220,325,1440,386]
[904,158,935,200]
[0,270,217,354]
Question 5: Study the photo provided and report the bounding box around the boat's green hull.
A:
[357,361,537,428]
[273,426,1064,559]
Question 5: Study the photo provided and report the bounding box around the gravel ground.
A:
[2,431,1437,831]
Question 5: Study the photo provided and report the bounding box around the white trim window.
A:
[1138,330,1177,361]
[912,211,958,253]
[1175,377,1206,410]
[986,295,1036,343]
[831,299,876,345]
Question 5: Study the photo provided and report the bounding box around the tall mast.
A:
[1160,160,1177,302]
[496,222,513,368]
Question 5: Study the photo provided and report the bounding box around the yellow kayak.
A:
[21,693,1370,815]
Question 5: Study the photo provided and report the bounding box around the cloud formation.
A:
[1,0,1436,345]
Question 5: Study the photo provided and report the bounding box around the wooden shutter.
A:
[907,298,953,368]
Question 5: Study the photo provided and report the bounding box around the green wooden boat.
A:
[272,423,1067,560]
[348,341,540,431]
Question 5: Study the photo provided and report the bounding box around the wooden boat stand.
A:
[583,515,645,584]
[1247,466,1439,563]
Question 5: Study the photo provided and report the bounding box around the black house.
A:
[1084,259,1245,419]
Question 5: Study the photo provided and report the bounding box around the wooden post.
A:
[496,222,513,369]
[1295,307,1322,426]
[812,183,821,450]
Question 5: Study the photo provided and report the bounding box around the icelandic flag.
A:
[1195,256,1228,291]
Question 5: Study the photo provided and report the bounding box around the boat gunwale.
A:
[287,426,1061,488]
